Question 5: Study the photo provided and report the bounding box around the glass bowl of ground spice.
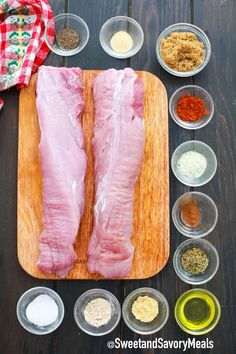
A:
[173,238,219,285]
[73,289,121,336]
[169,85,214,130]
[172,191,218,238]
[171,140,217,187]
[99,16,144,59]
[122,288,169,335]
[45,13,89,56]
[156,23,211,77]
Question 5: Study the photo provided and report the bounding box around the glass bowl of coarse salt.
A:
[16,287,64,335]
[99,16,144,59]
[73,289,121,336]
[171,140,217,187]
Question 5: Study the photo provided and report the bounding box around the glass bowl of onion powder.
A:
[74,289,121,336]
[171,140,217,187]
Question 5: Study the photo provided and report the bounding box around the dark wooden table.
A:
[0,1,235,353]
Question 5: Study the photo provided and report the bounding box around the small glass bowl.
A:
[173,238,219,285]
[16,287,64,335]
[172,191,218,238]
[45,13,89,56]
[122,288,169,335]
[156,23,211,77]
[73,289,121,336]
[171,140,217,187]
[175,288,221,335]
[99,16,144,59]
[169,85,214,130]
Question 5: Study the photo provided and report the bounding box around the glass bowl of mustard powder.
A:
[122,288,169,335]
[156,23,211,77]
[45,13,89,56]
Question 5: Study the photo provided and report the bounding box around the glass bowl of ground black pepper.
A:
[156,23,211,77]
[173,238,219,285]
[45,13,89,56]
[73,289,121,336]
[172,192,218,238]
[169,85,214,130]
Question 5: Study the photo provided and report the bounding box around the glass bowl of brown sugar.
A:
[156,23,211,77]
[45,13,89,56]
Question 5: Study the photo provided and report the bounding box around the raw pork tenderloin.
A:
[88,68,145,278]
[36,66,87,277]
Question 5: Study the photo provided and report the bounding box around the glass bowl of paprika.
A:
[169,85,214,130]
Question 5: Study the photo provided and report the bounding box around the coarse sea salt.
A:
[26,294,58,327]
[177,151,207,179]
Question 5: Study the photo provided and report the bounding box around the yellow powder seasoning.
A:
[110,31,133,54]
[131,295,159,323]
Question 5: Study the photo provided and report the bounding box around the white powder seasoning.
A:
[26,294,59,327]
[177,151,207,179]
[83,298,112,328]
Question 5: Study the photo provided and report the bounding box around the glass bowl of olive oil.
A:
[175,289,221,335]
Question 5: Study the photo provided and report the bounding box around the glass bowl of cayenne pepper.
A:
[169,85,214,130]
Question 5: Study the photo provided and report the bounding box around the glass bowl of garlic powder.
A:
[99,16,144,59]
[74,289,121,336]
[171,140,217,187]
[122,288,169,335]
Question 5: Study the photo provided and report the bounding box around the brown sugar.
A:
[160,32,205,72]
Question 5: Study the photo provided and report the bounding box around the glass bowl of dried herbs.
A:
[45,13,89,56]
[173,238,219,285]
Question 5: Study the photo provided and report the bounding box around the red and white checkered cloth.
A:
[0,98,3,111]
[0,0,54,91]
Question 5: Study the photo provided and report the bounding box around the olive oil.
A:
[175,289,221,334]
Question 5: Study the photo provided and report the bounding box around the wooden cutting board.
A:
[18,70,169,280]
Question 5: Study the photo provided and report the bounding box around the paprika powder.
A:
[176,94,208,122]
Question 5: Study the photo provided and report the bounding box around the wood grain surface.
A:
[1,1,236,353]
[17,70,169,280]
